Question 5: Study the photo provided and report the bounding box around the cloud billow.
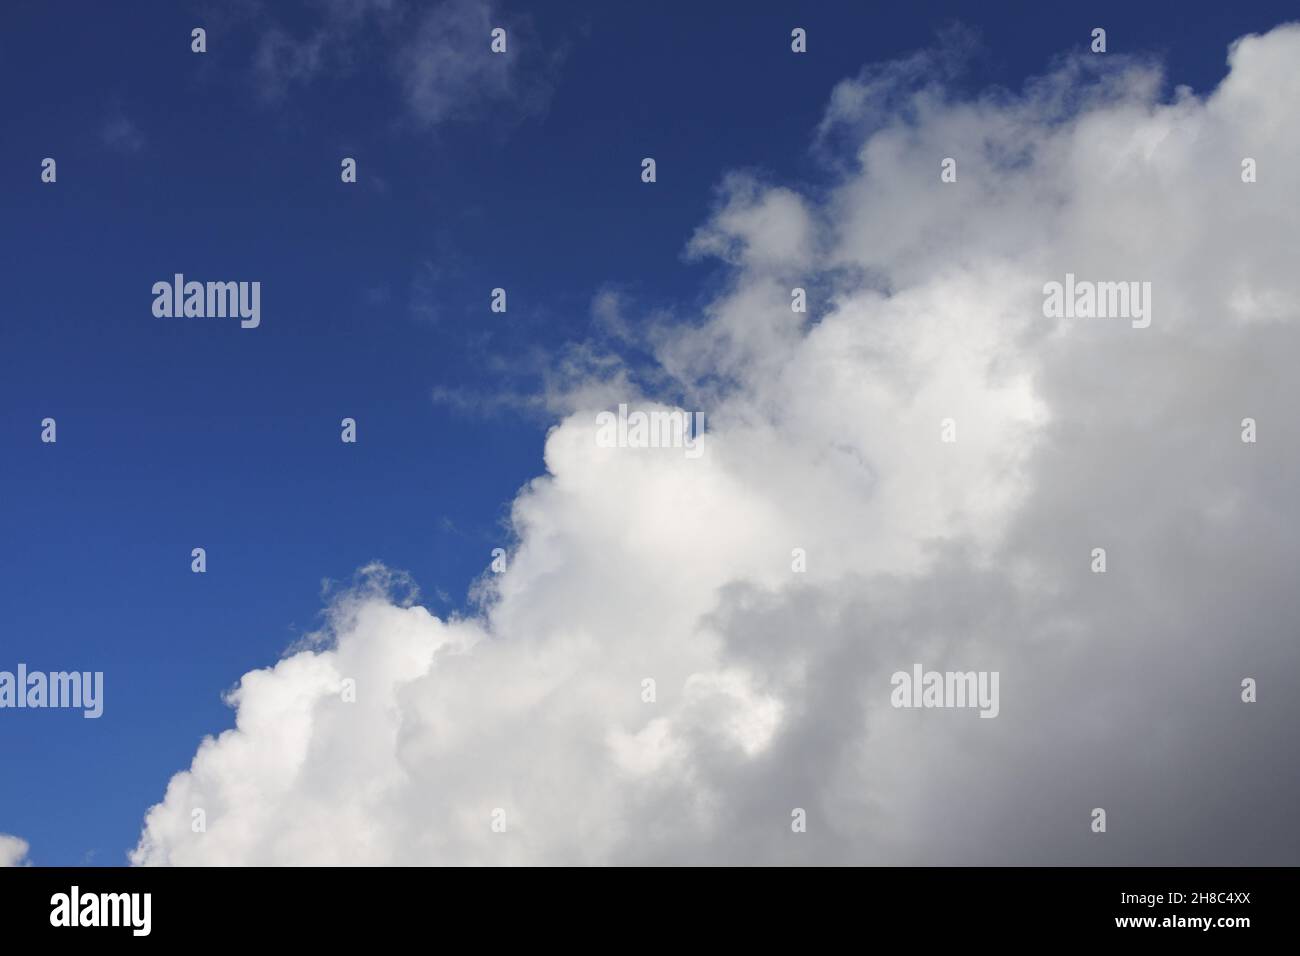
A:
[132,24,1300,865]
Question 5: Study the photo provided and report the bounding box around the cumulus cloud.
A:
[133,24,1300,865]
[0,834,30,867]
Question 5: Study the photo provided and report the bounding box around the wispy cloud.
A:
[242,0,560,129]
[101,109,145,154]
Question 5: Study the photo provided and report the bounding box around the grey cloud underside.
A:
[132,24,1300,865]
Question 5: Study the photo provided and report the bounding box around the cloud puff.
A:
[0,834,30,867]
[133,24,1300,865]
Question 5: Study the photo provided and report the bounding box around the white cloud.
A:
[133,24,1300,865]
[0,834,30,867]
[687,175,818,272]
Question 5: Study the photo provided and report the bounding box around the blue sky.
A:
[2,0,1298,865]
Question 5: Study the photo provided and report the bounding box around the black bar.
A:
[0,866,1291,941]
